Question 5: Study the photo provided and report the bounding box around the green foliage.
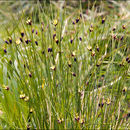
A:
[0,1,129,129]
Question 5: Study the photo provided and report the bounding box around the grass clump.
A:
[0,1,129,129]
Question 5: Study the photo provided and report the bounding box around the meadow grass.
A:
[0,1,129,129]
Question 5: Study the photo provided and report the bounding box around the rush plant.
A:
[0,1,129,129]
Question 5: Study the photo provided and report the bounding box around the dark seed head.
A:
[57,119,62,124]
[102,20,105,24]
[120,36,124,41]
[113,27,116,31]
[119,63,122,67]
[86,81,89,86]
[26,19,32,25]
[48,48,52,52]
[57,119,61,124]
[87,45,92,51]
[29,22,32,26]
[20,37,23,42]
[102,18,105,24]
[72,72,76,77]
[27,125,30,130]
[4,49,7,53]
[101,103,104,107]
[29,73,32,78]
[80,119,85,125]
[68,61,72,67]
[72,21,75,25]
[20,93,26,99]
[96,64,100,67]
[74,57,77,62]
[35,41,38,46]
[102,74,105,77]
[30,109,33,113]
[79,37,82,41]
[113,35,117,40]
[57,118,64,124]
[32,29,34,33]
[76,18,80,23]
[25,39,29,44]
[5,40,9,44]
[122,25,126,29]
[70,39,73,44]
[75,117,80,121]
[42,51,44,54]
[9,60,12,65]
[9,37,12,44]
[68,64,71,67]
[55,39,59,44]
[99,103,104,107]
[21,32,24,37]
[36,31,38,35]
[122,87,127,93]
[80,14,82,18]
[97,47,99,52]
[53,19,58,26]
[5,86,9,90]
[89,27,93,32]
[75,114,80,121]
[126,57,129,61]
[71,52,76,57]
[53,34,56,39]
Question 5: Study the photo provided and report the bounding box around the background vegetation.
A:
[0,0,129,129]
